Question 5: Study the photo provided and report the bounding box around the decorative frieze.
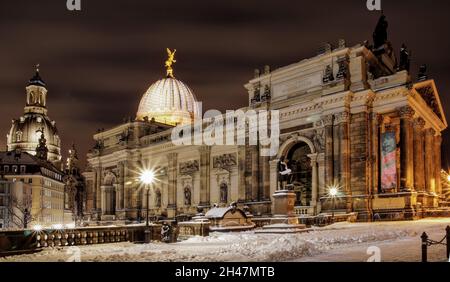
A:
[179,160,199,175]
[213,154,237,170]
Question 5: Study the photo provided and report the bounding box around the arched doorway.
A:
[286,142,312,206]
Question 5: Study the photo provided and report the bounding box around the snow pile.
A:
[210,229,414,261]
[2,218,449,262]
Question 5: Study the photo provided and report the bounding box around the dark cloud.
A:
[1,0,450,168]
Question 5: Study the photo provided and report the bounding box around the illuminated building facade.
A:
[84,17,448,222]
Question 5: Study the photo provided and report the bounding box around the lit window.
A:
[12,166,18,173]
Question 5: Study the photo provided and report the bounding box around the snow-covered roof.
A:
[205,207,246,219]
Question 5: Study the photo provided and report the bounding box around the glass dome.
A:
[136,77,201,126]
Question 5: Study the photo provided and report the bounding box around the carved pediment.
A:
[413,80,447,127]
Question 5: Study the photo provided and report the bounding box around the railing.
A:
[294,207,310,215]
[0,225,164,256]
[421,226,450,262]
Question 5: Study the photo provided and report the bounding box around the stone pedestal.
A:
[264,190,305,229]
[261,189,307,231]
[273,189,296,217]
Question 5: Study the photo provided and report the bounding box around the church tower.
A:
[7,66,62,167]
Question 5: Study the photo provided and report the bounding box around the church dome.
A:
[7,113,61,163]
[136,49,201,126]
[136,77,200,126]
[6,68,62,166]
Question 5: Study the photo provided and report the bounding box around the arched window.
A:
[15,131,23,142]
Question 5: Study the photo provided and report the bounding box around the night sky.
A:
[1,0,450,168]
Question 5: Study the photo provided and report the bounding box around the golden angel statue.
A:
[165,48,177,78]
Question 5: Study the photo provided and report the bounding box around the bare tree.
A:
[5,194,42,229]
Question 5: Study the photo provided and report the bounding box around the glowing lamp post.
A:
[139,170,155,243]
[328,186,339,221]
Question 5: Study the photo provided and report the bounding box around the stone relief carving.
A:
[313,127,325,152]
[213,154,237,170]
[322,114,334,126]
[179,160,199,175]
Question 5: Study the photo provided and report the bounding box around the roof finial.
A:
[165,48,177,78]
[35,63,40,73]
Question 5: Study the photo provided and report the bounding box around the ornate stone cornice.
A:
[397,106,415,118]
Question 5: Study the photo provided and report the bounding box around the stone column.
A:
[424,128,436,193]
[95,168,102,212]
[323,115,334,186]
[237,146,246,202]
[335,111,351,211]
[370,113,382,195]
[413,118,426,192]
[251,146,259,200]
[123,162,130,210]
[119,162,125,209]
[269,159,278,195]
[167,152,178,218]
[307,153,319,208]
[260,148,271,200]
[434,134,443,195]
[398,106,415,191]
[198,146,211,207]
[317,153,325,197]
[100,186,109,215]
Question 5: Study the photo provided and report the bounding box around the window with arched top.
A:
[15,131,23,142]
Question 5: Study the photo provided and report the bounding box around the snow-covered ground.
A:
[1,218,449,262]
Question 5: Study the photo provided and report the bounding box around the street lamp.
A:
[139,169,155,243]
[328,186,339,221]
